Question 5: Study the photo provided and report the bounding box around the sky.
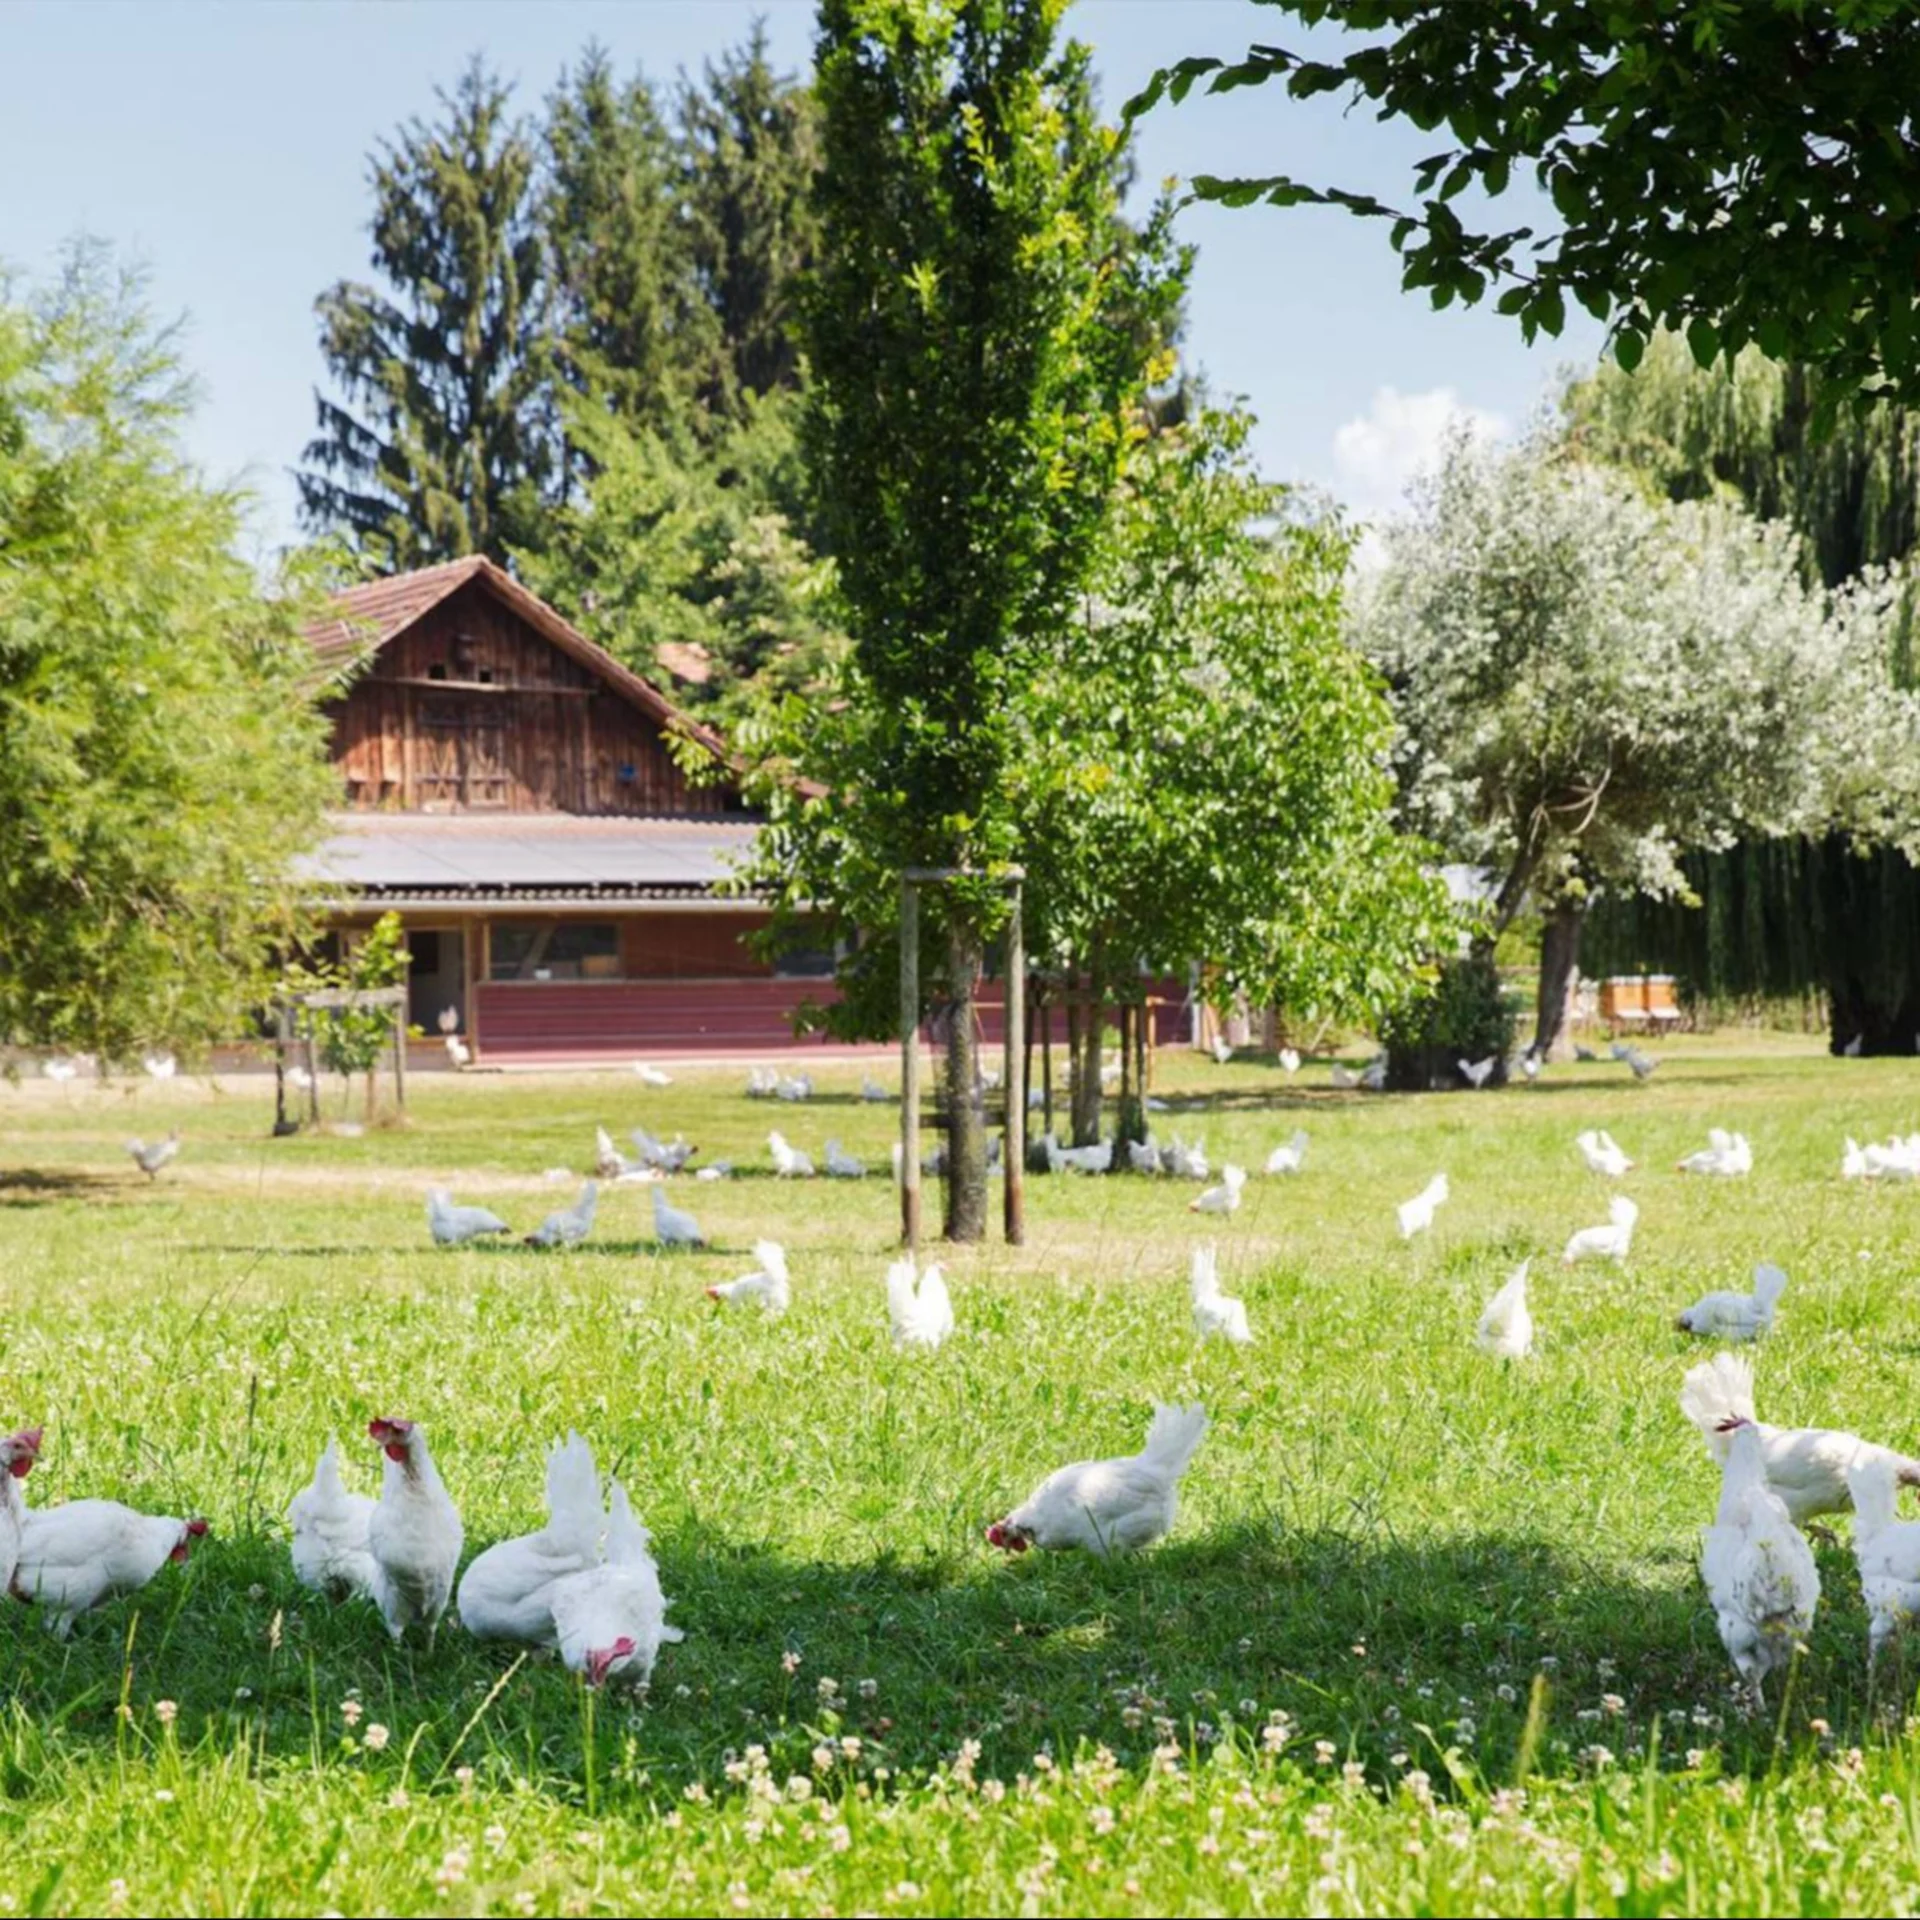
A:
[0,0,1603,558]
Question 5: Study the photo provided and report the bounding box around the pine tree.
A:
[678,21,820,421]
[544,44,709,447]
[299,58,554,569]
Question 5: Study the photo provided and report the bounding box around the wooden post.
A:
[304,1025,321,1125]
[392,1001,408,1115]
[899,876,921,1251]
[1003,883,1026,1246]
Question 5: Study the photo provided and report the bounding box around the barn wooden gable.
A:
[311,558,742,818]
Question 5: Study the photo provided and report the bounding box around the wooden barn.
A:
[301,557,838,1063]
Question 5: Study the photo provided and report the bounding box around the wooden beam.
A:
[1003,884,1026,1246]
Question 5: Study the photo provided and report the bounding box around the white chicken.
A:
[631,1127,697,1173]
[1359,1057,1388,1091]
[1676,1262,1787,1341]
[1677,1128,1752,1177]
[633,1062,674,1086]
[651,1184,705,1247]
[1278,1047,1301,1074]
[1126,1137,1163,1175]
[694,1160,732,1183]
[525,1179,598,1248]
[13,1500,208,1638]
[768,1130,816,1178]
[707,1240,791,1315]
[1842,1136,1871,1180]
[1575,1128,1634,1177]
[1189,1165,1247,1215]
[745,1065,778,1098]
[1329,1063,1360,1090]
[776,1073,813,1102]
[886,1256,954,1352]
[1396,1173,1449,1240]
[1189,1245,1251,1345]
[445,1034,471,1069]
[1519,1053,1543,1083]
[1263,1129,1309,1176]
[861,1075,892,1103]
[365,1418,464,1645]
[594,1126,644,1181]
[426,1188,510,1247]
[1476,1259,1534,1360]
[549,1479,682,1689]
[127,1133,180,1180]
[457,1431,603,1644]
[1562,1194,1637,1265]
[1677,1351,1920,1524]
[287,1436,376,1602]
[287,1063,315,1092]
[1845,1457,1920,1668]
[1044,1133,1112,1175]
[41,1057,78,1083]
[986,1402,1209,1557]
[1458,1056,1496,1090]
[143,1051,177,1080]
[1,1426,42,1601]
[437,1005,461,1034]
[1162,1135,1209,1180]
[1211,1035,1234,1066]
[824,1138,867,1179]
[1700,1420,1819,1702]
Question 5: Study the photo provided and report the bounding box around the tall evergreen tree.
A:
[544,44,708,446]
[299,59,554,569]
[678,22,821,420]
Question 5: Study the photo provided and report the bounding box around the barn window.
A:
[490,922,621,982]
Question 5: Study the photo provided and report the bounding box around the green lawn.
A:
[5,1037,1920,1915]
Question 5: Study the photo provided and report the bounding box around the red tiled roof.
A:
[304,556,729,763]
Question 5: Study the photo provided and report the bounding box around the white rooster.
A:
[13,1500,208,1638]
[1458,1056,1496,1090]
[445,1033,471,1069]
[594,1126,644,1181]
[1278,1047,1301,1074]
[1845,1457,1920,1669]
[143,1051,177,1081]
[1189,1246,1251,1345]
[1162,1135,1209,1180]
[1,1426,42,1599]
[1476,1260,1534,1360]
[1189,1165,1247,1215]
[1677,1128,1752,1177]
[824,1139,867,1179]
[1575,1129,1634,1177]
[426,1189,510,1247]
[525,1179,598,1248]
[1562,1194,1637,1265]
[631,1127,697,1173]
[768,1130,815,1178]
[1211,1035,1234,1066]
[1263,1129,1309,1176]
[1700,1420,1819,1702]
[651,1184,705,1248]
[886,1256,954,1352]
[287,1436,376,1602]
[1044,1133,1112,1175]
[549,1479,682,1689]
[707,1240,791,1315]
[365,1418,464,1645]
[1126,1138,1163,1175]
[457,1431,604,1644]
[745,1065,778,1098]
[1678,1351,1920,1524]
[633,1062,674,1086]
[1329,1063,1360,1091]
[1676,1262,1787,1341]
[127,1133,181,1180]
[776,1073,813,1103]
[986,1402,1209,1557]
[1396,1173,1449,1240]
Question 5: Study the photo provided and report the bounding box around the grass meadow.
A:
[6,1036,1920,1914]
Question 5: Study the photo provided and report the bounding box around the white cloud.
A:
[1331,385,1508,527]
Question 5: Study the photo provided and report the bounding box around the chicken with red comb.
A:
[0,1427,43,1600]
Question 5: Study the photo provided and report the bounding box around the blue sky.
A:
[0,0,1602,557]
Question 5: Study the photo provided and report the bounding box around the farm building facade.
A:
[302,557,840,1062]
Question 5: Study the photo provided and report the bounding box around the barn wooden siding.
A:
[325,580,729,817]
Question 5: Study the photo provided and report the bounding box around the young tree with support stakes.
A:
[794,0,1163,1242]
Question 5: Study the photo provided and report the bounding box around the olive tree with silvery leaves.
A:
[1355,428,1917,1054]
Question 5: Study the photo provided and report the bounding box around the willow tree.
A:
[789,0,1160,1241]
[1358,429,1911,1054]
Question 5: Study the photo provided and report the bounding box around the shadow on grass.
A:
[0,1518,1879,1799]
[0,1168,126,1207]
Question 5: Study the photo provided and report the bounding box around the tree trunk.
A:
[1071,980,1104,1146]
[1533,896,1590,1058]
[943,919,988,1243]
[1115,1003,1144,1149]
